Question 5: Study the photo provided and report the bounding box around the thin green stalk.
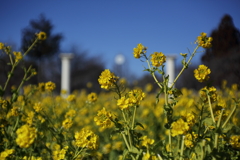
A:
[170,45,199,88]
[73,147,84,160]
[121,132,131,151]
[2,37,39,96]
[207,94,215,124]
[157,154,163,160]
[168,129,172,156]
[222,105,236,129]
[16,66,32,93]
[122,110,127,122]
[146,59,162,89]
[127,128,133,150]
[131,105,137,130]
[214,109,224,149]
[3,65,16,91]
[179,136,185,160]
[201,140,206,160]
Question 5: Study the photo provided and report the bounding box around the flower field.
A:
[0,32,240,159]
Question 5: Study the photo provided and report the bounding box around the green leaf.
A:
[135,122,144,129]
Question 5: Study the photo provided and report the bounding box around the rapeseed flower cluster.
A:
[51,144,68,160]
[74,128,99,150]
[66,94,76,102]
[98,69,119,89]
[230,135,240,149]
[141,136,155,148]
[199,86,218,102]
[33,102,42,113]
[196,32,213,48]
[0,42,4,49]
[13,51,23,62]
[62,118,73,129]
[184,132,198,148]
[15,124,37,148]
[171,118,190,137]
[194,64,211,82]
[45,81,56,92]
[87,92,98,102]
[150,52,166,67]
[132,43,147,58]
[117,89,145,110]
[0,149,14,159]
[37,31,47,40]
[94,107,113,129]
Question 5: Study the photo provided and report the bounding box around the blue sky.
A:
[1,0,240,78]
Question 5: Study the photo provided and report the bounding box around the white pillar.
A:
[166,55,177,88]
[60,53,73,96]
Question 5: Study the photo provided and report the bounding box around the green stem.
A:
[201,140,206,160]
[127,128,133,150]
[207,93,215,124]
[170,45,199,88]
[131,105,137,130]
[3,65,16,92]
[222,105,236,129]
[214,109,224,149]
[121,132,131,151]
[157,154,163,160]
[168,129,172,156]
[122,110,127,122]
[16,66,32,94]
[72,147,84,160]
[146,59,162,89]
[179,136,185,160]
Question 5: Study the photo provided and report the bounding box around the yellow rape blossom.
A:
[87,92,98,102]
[33,102,42,112]
[98,69,119,90]
[117,96,130,110]
[52,144,68,160]
[199,86,217,102]
[16,124,37,148]
[194,64,211,82]
[0,149,14,159]
[128,89,145,106]
[7,106,19,118]
[229,135,240,149]
[94,107,113,129]
[171,118,189,137]
[184,132,197,148]
[74,128,99,150]
[45,81,56,92]
[65,109,76,118]
[150,52,166,67]
[196,32,213,48]
[62,118,73,129]
[13,51,23,62]
[23,156,42,160]
[66,94,76,102]
[0,42,4,49]
[37,31,47,40]
[133,43,146,58]
[141,136,155,147]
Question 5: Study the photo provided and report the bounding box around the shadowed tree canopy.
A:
[201,14,240,87]
[21,14,63,60]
